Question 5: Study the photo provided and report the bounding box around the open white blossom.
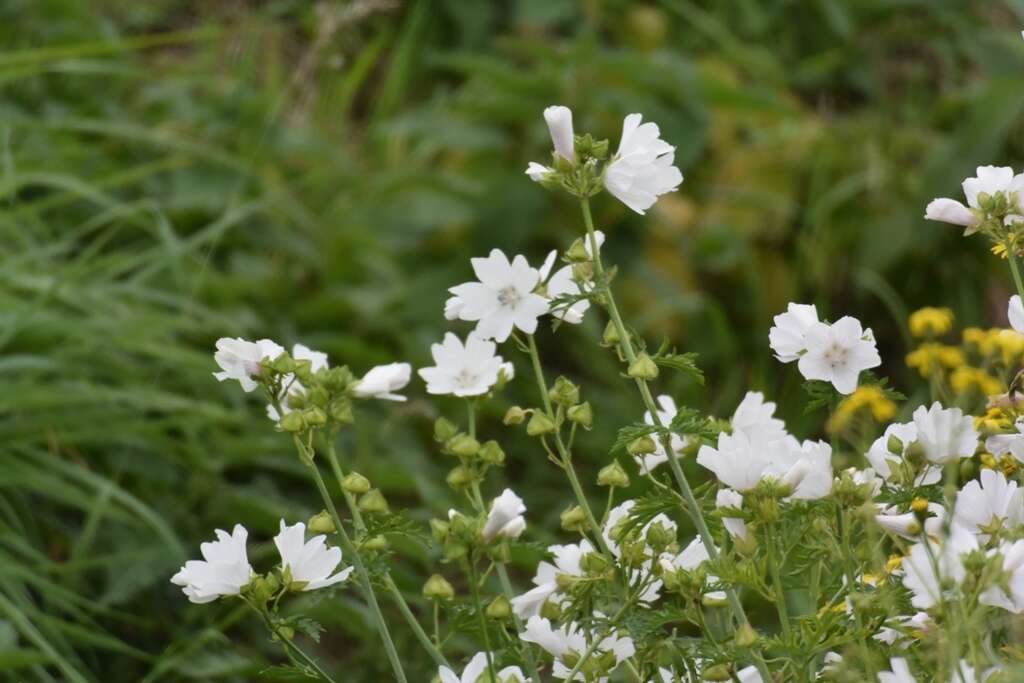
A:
[418,333,507,397]
[274,521,352,591]
[482,488,527,541]
[213,337,285,392]
[912,402,978,464]
[986,417,1024,463]
[446,249,549,342]
[768,303,820,363]
[636,394,689,473]
[954,469,1023,538]
[537,231,605,325]
[979,539,1024,613]
[438,652,528,683]
[924,165,1024,229]
[697,428,830,499]
[1010,295,1024,334]
[697,430,771,492]
[796,317,881,394]
[171,524,252,604]
[731,391,787,443]
[901,523,977,609]
[665,536,726,602]
[266,343,331,421]
[716,489,748,541]
[604,113,683,215]
[511,540,592,619]
[351,362,411,401]
[875,502,945,541]
[865,421,941,487]
[520,616,634,681]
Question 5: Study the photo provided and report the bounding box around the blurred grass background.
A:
[3,0,1024,680]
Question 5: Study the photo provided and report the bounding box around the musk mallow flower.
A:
[536,231,605,325]
[697,430,830,498]
[986,417,1024,463]
[446,249,549,342]
[979,539,1024,613]
[418,332,507,397]
[524,105,575,182]
[796,317,881,394]
[511,540,592,618]
[482,488,527,541]
[901,523,978,609]
[274,520,352,591]
[438,652,528,683]
[171,524,253,603]
[519,616,635,681]
[697,430,771,492]
[716,489,748,541]
[730,391,788,443]
[213,337,285,392]
[768,303,820,363]
[924,165,1024,230]
[604,113,683,215]
[865,421,941,487]
[351,362,412,401]
[1010,295,1024,334]
[266,343,331,420]
[954,468,1024,539]
[912,402,979,464]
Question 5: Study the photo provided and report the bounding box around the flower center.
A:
[454,368,479,388]
[824,343,849,368]
[497,286,521,308]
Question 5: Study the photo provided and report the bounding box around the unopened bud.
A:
[485,595,511,620]
[571,261,594,282]
[448,434,481,458]
[560,505,587,531]
[479,440,506,465]
[358,489,389,514]
[567,402,593,428]
[280,411,306,433]
[580,552,610,575]
[627,352,659,380]
[540,599,562,620]
[307,510,335,534]
[549,376,580,406]
[329,399,353,424]
[566,237,590,262]
[627,435,657,455]
[307,386,329,408]
[645,521,674,551]
[703,664,733,681]
[602,320,621,346]
[434,417,459,441]
[303,406,327,427]
[342,472,371,494]
[446,465,474,489]
[362,535,388,551]
[430,519,450,542]
[886,435,904,454]
[503,406,527,425]
[597,460,630,488]
[423,574,455,601]
[735,623,759,648]
[250,574,280,603]
[527,411,556,436]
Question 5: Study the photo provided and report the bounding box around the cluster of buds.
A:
[258,352,357,434]
[430,509,484,562]
[433,416,506,491]
[505,376,592,444]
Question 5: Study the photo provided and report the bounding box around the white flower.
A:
[954,469,1024,538]
[865,421,942,487]
[986,417,1024,462]
[418,333,507,397]
[511,541,592,618]
[901,523,977,609]
[604,113,683,215]
[213,337,285,392]
[171,524,252,603]
[525,161,555,182]
[912,402,979,464]
[875,503,944,541]
[536,231,605,325]
[874,612,930,647]
[924,165,1024,229]
[716,489,748,541]
[482,488,527,541]
[351,362,411,401]
[878,657,915,683]
[667,536,726,602]
[697,430,771,491]
[519,616,634,681]
[979,539,1024,613]
[266,344,331,421]
[797,317,881,394]
[1010,295,1024,334]
[274,521,353,591]
[544,105,575,163]
[438,652,528,683]
[768,303,820,363]
[636,395,689,473]
[731,391,787,443]
[447,249,550,342]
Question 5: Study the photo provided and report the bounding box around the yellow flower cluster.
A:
[962,327,1024,366]
[950,366,1003,397]
[828,385,896,432]
[905,343,963,378]
[908,307,954,338]
[975,407,1013,433]
[979,451,1017,476]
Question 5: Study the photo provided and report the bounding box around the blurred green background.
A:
[4,1,1024,680]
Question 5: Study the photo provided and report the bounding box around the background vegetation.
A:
[4,1,1024,680]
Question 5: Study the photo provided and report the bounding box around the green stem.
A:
[322,442,449,668]
[466,558,497,682]
[244,598,337,683]
[837,507,876,679]
[766,523,791,639]
[1008,244,1024,302]
[578,197,772,680]
[293,436,408,683]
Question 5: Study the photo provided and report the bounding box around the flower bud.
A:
[597,460,630,488]
[250,574,280,603]
[566,237,590,262]
[423,574,455,601]
[735,623,760,648]
[446,465,474,489]
[303,406,327,427]
[280,411,306,433]
[502,406,527,425]
[479,440,506,465]
[361,535,388,551]
[485,595,512,620]
[602,320,621,346]
[645,521,674,552]
[540,599,562,620]
[580,552,610,575]
[571,261,594,282]
[560,505,587,531]
[886,435,904,454]
[342,472,371,494]
[627,352,659,380]
[358,489,389,514]
[269,353,296,374]
[548,376,580,406]
[434,417,459,441]
[567,402,593,428]
[307,386,329,408]
[430,518,450,543]
[527,411,556,436]
[703,664,732,682]
[307,510,335,534]
[448,434,481,458]
[329,399,354,424]
[273,625,295,642]
[627,435,657,455]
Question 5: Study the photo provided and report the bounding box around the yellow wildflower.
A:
[908,307,954,338]
[828,385,897,432]
[949,366,1003,397]
[885,554,903,573]
[975,408,1011,433]
[993,329,1024,365]
[979,452,997,470]
[905,343,965,377]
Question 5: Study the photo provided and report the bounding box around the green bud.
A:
[627,352,659,380]
[434,417,459,441]
[978,191,995,212]
[602,320,621,346]
[430,518,450,543]
[701,592,729,608]
[303,406,327,427]
[361,535,388,551]
[886,435,904,454]
[567,402,593,428]
[571,261,594,282]
[443,542,468,561]
[307,510,335,534]
[539,599,562,620]
[555,572,579,590]
[479,440,506,465]
[422,574,455,601]
[645,521,674,551]
[566,237,590,262]
[342,472,371,494]
[548,376,580,407]
[448,434,481,458]
[329,399,354,424]
[358,489,389,514]
[526,411,556,436]
[273,625,295,642]
[446,465,474,489]
[703,664,733,681]
[307,386,329,408]
[579,552,610,575]
[735,623,759,648]
[283,391,306,411]
[279,411,306,433]
[485,595,511,620]
[597,460,630,488]
[627,434,657,455]
[560,505,587,532]
[590,138,609,160]
[269,353,296,374]
[502,406,527,425]
[250,574,280,603]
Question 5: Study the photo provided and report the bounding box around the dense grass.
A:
[3,1,1024,680]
